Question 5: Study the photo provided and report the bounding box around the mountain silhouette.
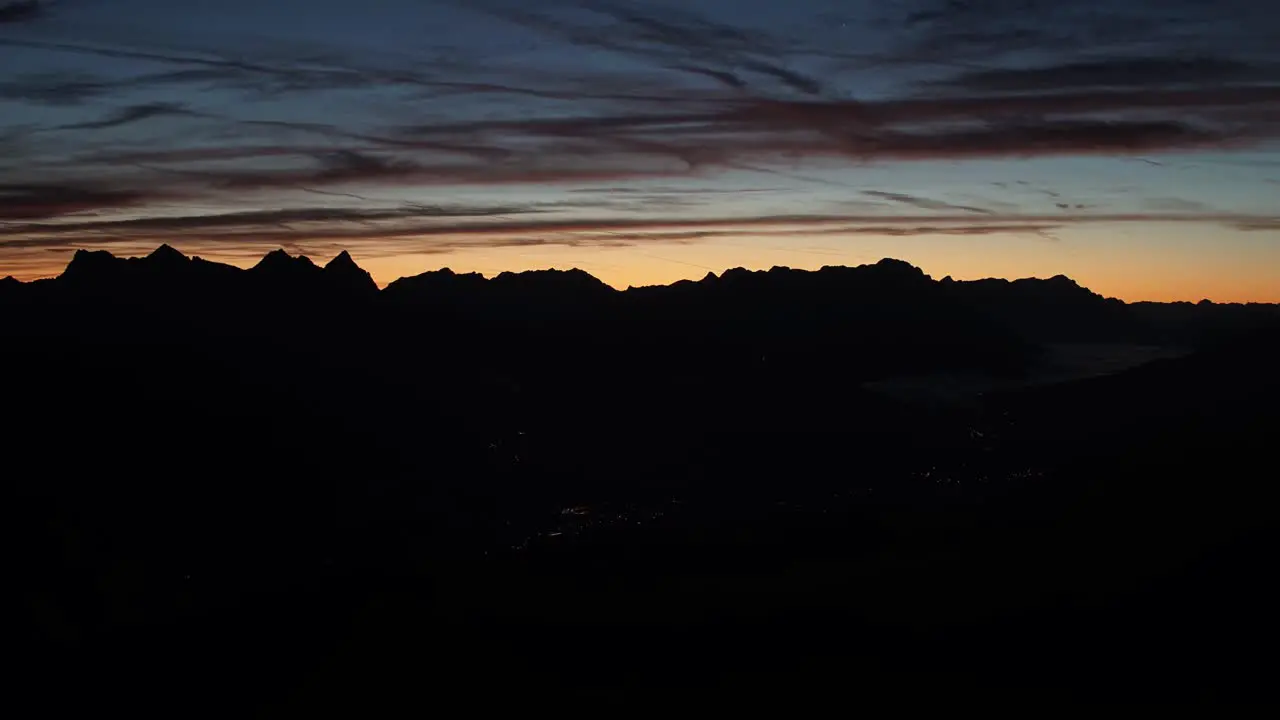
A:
[7,246,1279,357]
[7,245,1280,383]
[61,248,121,282]
[2,247,1261,318]
[382,266,489,303]
[252,247,319,279]
[323,250,379,295]
[143,243,188,268]
[940,273,1133,342]
[8,245,1280,711]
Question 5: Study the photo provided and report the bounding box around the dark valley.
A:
[7,246,1280,712]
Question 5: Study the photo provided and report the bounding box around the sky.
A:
[1,0,1278,301]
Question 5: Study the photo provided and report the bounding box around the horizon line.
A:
[2,244,1272,307]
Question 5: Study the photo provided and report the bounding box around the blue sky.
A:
[2,0,1279,300]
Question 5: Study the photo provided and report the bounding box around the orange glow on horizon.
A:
[5,224,1280,304]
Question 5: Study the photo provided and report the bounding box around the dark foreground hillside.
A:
[6,248,1280,711]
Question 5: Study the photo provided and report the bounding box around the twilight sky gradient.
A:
[2,0,1278,300]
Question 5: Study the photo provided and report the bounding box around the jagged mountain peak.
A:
[253,248,318,272]
[322,250,378,293]
[324,250,359,271]
[145,244,188,264]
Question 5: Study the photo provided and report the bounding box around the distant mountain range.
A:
[36,245,380,298]
[4,245,1277,354]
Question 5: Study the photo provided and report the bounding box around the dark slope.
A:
[323,250,379,296]
[5,246,1280,711]
[279,330,1280,711]
[941,272,1135,341]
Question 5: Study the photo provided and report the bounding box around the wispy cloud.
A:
[0,202,548,234]
[3,206,1276,284]
[1,0,1277,277]
[930,56,1268,94]
[0,71,111,105]
[31,97,1263,204]
[1143,197,1211,212]
[54,102,197,131]
[1233,219,1280,231]
[5,208,1273,249]
[0,1,42,25]
[862,191,993,215]
[0,183,157,220]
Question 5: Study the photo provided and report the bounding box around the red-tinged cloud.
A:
[56,81,1277,197]
[41,113,1251,204]
[3,207,1273,250]
[1233,219,1280,231]
[0,183,160,220]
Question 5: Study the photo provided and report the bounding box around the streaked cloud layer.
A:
[2,0,1278,299]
